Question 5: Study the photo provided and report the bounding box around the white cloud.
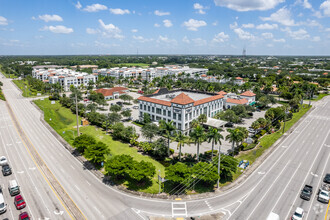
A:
[303,0,312,9]
[163,19,173,27]
[325,27,330,32]
[110,8,130,15]
[213,32,229,42]
[313,11,322,18]
[212,21,218,26]
[192,38,207,46]
[256,23,278,29]
[261,32,273,39]
[273,38,286,42]
[242,23,255,28]
[182,36,190,43]
[233,28,255,40]
[311,36,320,41]
[154,10,170,16]
[194,3,207,14]
[0,16,8,25]
[98,19,124,39]
[83,4,108,12]
[261,7,295,26]
[282,27,310,40]
[75,1,82,9]
[157,35,177,44]
[38,14,63,22]
[183,19,207,31]
[214,0,285,11]
[131,29,138,33]
[43,25,73,34]
[298,19,322,27]
[320,0,330,16]
[86,28,98,34]
[94,41,119,48]
[133,35,153,43]
[267,43,274,47]
[229,22,238,29]
[154,23,160,27]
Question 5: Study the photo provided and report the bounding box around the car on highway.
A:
[8,180,20,196]
[2,164,12,176]
[317,183,330,203]
[291,207,304,220]
[0,187,7,214]
[0,156,8,166]
[324,173,330,184]
[300,184,313,200]
[14,195,26,210]
[18,212,30,220]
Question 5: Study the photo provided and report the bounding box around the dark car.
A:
[2,164,12,176]
[324,173,330,184]
[256,108,261,112]
[18,212,30,220]
[224,122,234,127]
[116,101,123,106]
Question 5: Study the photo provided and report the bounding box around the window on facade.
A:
[156,116,161,120]
[152,107,155,113]
[173,113,176,119]
[144,105,146,111]
[185,114,188,120]
[185,123,188,129]
[178,114,181,120]
[204,107,207,114]
[163,110,166,116]
[148,106,150,111]
[140,112,142,117]
[168,111,171,117]
[189,113,192,120]
[156,108,161,114]
[178,123,181,130]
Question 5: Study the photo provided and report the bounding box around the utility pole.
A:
[158,169,161,194]
[217,145,221,189]
[75,93,80,137]
[282,107,287,134]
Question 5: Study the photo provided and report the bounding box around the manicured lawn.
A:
[236,105,311,164]
[34,98,165,194]
[13,79,38,97]
[121,63,149,67]
[313,93,329,101]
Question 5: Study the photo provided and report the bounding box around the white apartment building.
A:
[32,68,97,91]
[137,89,224,133]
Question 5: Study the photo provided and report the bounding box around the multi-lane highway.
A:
[0,73,329,220]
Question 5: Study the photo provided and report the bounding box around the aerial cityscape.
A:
[0,1,330,220]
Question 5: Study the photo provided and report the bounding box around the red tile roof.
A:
[194,94,224,106]
[235,77,243,80]
[201,74,207,77]
[226,98,248,105]
[240,91,256,97]
[171,93,194,105]
[153,89,160,94]
[217,91,227,95]
[137,96,171,106]
[95,87,128,97]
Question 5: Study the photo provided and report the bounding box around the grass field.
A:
[13,79,38,97]
[236,105,311,164]
[313,93,329,101]
[120,63,149,67]
[34,98,165,194]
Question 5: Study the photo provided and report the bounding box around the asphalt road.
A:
[1,73,329,220]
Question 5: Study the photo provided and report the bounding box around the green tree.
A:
[143,112,151,124]
[84,141,110,165]
[72,134,96,153]
[226,128,244,151]
[217,109,240,123]
[141,123,159,142]
[159,120,176,156]
[198,114,207,124]
[110,104,122,113]
[108,112,122,124]
[165,162,191,188]
[190,119,199,129]
[119,94,134,104]
[86,103,98,112]
[121,109,132,118]
[153,137,169,160]
[251,121,260,131]
[105,155,133,179]
[192,162,218,185]
[189,125,206,161]
[207,128,223,159]
[175,131,189,161]
[129,161,156,182]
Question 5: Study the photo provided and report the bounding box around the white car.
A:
[291,207,304,220]
[0,157,7,166]
[0,187,7,214]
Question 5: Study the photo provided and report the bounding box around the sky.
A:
[0,0,330,56]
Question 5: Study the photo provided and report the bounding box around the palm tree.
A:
[175,131,189,161]
[159,120,176,156]
[190,125,206,161]
[190,119,199,129]
[226,128,244,151]
[207,128,223,159]
[198,114,207,125]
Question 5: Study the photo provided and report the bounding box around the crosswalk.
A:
[172,202,187,217]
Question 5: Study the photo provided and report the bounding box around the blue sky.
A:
[0,0,329,55]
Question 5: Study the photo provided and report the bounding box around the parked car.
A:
[317,183,330,203]
[291,207,304,220]
[2,164,12,176]
[256,108,261,112]
[18,212,30,220]
[224,122,234,127]
[14,195,26,210]
[133,106,139,109]
[8,180,20,196]
[138,90,144,94]
[116,101,123,106]
[0,156,7,166]
[0,187,7,214]
[323,173,330,184]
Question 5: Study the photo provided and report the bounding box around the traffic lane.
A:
[0,103,68,219]
[8,96,131,219]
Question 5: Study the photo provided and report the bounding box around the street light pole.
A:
[217,145,221,189]
[75,93,80,137]
[282,107,287,134]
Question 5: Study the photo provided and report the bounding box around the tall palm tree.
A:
[159,120,176,156]
[207,128,223,159]
[175,131,189,161]
[226,128,244,151]
[190,125,206,161]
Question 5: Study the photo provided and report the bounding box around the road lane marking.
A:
[246,160,291,220]
[172,202,187,217]
[54,210,64,215]
[284,129,330,220]
[131,208,148,220]
[29,167,36,170]
[74,185,81,191]
[311,172,318,177]
[70,165,75,170]
[17,170,24,174]
[86,181,91,186]
[271,162,302,214]
[257,171,266,175]
[205,200,213,210]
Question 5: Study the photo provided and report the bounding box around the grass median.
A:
[13,79,37,97]
[34,98,165,194]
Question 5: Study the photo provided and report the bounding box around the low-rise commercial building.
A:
[95,87,129,100]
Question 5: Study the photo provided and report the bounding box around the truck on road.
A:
[300,184,313,201]
[317,183,330,203]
